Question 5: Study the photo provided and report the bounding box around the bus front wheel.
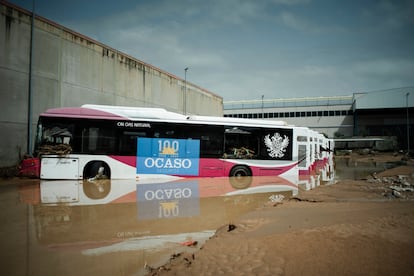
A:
[84,161,111,180]
[229,165,252,189]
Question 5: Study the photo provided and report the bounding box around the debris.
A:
[170,252,182,261]
[183,257,192,266]
[392,190,402,198]
[390,185,414,192]
[228,224,236,232]
[289,197,322,203]
[370,173,414,199]
[88,167,107,182]
[38,144,72,156]
[180,240,198,247]
[144,261,155,273]
[0,165,19,178]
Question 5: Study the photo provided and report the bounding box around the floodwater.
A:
[0,156,341,276]
[334,157,402,180]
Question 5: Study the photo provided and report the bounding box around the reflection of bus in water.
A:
[16,176,299,275]
[19,176,299,244]
[20,104,333,185]
[35,176,299,207]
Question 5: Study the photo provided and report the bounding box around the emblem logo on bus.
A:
[264,133,289,158]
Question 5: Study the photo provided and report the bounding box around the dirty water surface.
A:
[5,154,407,275]
[0,175,304,276]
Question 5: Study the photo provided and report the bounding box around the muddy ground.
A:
[146,152,414,275]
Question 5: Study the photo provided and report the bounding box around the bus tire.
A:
[84,161,111,180]
[229,165,252,189]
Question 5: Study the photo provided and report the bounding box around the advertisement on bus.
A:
[136,138,200,175]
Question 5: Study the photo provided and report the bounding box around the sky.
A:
[8,0,414,101]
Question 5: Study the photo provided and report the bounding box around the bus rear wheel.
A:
[84,161,110,180]
[229,165,252,189]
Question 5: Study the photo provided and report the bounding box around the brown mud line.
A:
[146,155,414,276]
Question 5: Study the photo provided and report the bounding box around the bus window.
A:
[224,127,258,159]
[119,131,147,155]
[152,123,182,139]
[298,145,307,167]
[33,119,75,156]
[81,126,116,154]
[192,125,223,157]
[297,136,307,142]
[88,128,99,151]
[41,125,73,145]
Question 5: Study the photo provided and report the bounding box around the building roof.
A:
[224,95,353,110]
[353,87,414,110]
[223,87,414,111]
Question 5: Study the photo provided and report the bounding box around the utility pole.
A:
[261,95,264,118]
[184,67,188,115]
[406,92,410,155]
[27,0,35,155]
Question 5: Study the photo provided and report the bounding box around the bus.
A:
[20,104,310,185]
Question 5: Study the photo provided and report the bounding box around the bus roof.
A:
[41,104,290,128]
[82,104,187,120]
[187,115,288,126]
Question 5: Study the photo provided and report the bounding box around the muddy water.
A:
[335,158,402,180]
[0,153,355,275]
[0,175,301,276]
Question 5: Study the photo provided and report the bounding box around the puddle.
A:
[335,158,402,180]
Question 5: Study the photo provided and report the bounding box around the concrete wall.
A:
[0,2,223,166]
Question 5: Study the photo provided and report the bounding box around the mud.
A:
[147,153,414,275]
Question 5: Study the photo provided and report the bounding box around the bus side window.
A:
[199,134,223,157]
[119,131,147,155]
[224,127,257,159]
[191,125,223,158]
[81,126,116,154]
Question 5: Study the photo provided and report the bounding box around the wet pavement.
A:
[0,157,341,276]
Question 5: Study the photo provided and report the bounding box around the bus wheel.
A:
[229,165,252,189]
[84,161,111,180]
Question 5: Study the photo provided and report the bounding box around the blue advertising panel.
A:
[136,181,200,220]
[137,138,200,175]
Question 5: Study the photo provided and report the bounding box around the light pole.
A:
[406,92,410,155]
[261,95,264,118]
[184,67,188,115]
[27,0,35,155]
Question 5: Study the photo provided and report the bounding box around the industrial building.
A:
[224,87,414,152]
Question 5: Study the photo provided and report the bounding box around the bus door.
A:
[196,125,225,177]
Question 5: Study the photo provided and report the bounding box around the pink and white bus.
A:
[21,104,303,185]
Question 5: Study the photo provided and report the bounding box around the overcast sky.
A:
[9,0,414,101]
